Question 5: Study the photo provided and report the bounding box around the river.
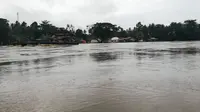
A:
[1,42,200,112]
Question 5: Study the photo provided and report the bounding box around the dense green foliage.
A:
[0,18,200,45]
[0,18,10,44]
[88,23,120,42]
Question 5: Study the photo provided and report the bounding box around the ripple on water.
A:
[1,42,200,112]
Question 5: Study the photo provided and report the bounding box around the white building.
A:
[111,37,119,43]
[91,39,98,43]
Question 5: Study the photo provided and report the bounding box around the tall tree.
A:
[75,29,88,42]
[66,24,75,36]
[184,20,198,40]
[40,20,51,35]
[0,18,10,45]
[135,22,144,41]
[88,22,119,42]
[29,21,41,40]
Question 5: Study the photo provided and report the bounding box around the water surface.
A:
[1,42,200,112]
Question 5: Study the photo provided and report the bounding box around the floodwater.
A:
[1,42,200,112]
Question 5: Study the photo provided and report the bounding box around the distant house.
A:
[111,37,119,43]
[149,37,158,41]
[129,38,136,42]
[91,39,98,43]
[51,33,75,43]
[139,39,144,42]
[119,37,131,42]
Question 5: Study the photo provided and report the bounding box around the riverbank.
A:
[10,41,79,46]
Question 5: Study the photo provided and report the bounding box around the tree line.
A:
[1,18,200,45]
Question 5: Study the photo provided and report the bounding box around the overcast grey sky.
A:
[0,0,200,28]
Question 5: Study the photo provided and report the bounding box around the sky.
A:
[0,0,200,29]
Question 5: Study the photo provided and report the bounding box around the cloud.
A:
[78,0,118,16]
[1,0,200,29]
[1,5,52,24]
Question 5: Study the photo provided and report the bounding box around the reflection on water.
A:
[135,47,200,55]
[1,42,200,112]
[90,52,119,62]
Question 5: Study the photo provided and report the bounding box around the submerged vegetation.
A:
[1,18,200,45]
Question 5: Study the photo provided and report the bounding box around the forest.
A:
[0,18,200,45]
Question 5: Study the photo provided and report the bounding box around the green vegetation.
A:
[0,18,200,45]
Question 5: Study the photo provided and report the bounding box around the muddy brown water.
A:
[1,42,200,112]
